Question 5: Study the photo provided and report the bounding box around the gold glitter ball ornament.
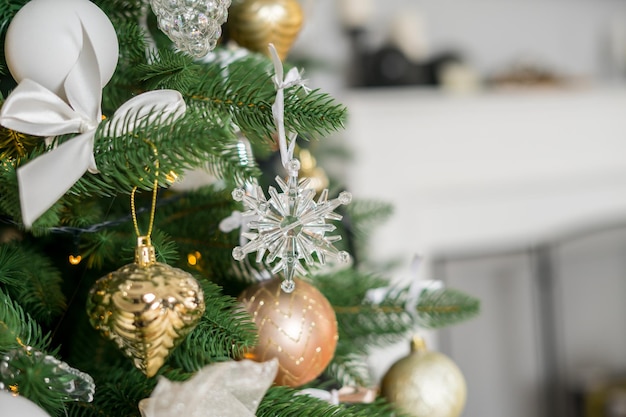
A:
[381,337,467,417]
[86,237,205,377]
[238,277,338,387]
[227,0,304,60]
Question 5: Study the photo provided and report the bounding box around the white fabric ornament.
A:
[0,391,51,417]
[4,0,118,100]
[138,359,278,417]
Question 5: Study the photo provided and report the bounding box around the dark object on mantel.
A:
[345,28,463,88]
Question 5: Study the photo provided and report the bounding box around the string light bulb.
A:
[187,251,202,266]
[69,254,82,265]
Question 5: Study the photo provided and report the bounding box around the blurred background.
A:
[289,1,626,416]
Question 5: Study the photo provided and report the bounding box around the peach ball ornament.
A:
[4,0,118,99]
[239,277,338,387]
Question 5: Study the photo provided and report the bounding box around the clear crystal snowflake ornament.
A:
[232,159,351,293]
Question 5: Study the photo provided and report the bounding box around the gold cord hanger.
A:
[131,141,160,266]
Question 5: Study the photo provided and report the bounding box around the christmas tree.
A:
[0,1,479,416]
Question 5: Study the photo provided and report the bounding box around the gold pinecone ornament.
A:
[381,336,467,417]
[87,237,205,377]
[227,0,304,60]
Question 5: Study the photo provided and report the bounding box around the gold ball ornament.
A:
[298,148,329,193]
[381,337,467,417]
[227,0,304,60]
[239,277,338,387]
[87,237,205,377]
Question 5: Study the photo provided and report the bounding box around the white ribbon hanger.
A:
[0,23,186,228]
[268,43,308,169]
[365,255,444,316]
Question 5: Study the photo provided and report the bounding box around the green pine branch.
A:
[0,243,29,290]
[347,399,410,417]
[92,0,144,26]
[326,350,372,388]
[284,88,347,139]
[318,269,480,346]
[334,298,414,348]
[0,289,51,352]
[0,0,26,41]
[0,244,65,325]
[131,46,348,145]
[345,199,394,237]
[150,229,180,264]
[315,269,390,307]
[102,21,152,112]
[0,290,84,417]
[315,269,414,347]
[257,386,356,417]
[344,199,394,257]
[258,386,404,417]
[168,280,257,372]
[66,368,155,417]
[153,186,250,293]
[79,229,132,270]
[0,106,252,226]
[135,48,199,93]
[416,287,481,328]
[176,49,346,143]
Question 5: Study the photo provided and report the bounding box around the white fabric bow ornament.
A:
[0,25,186,228]
[138,359,278,417]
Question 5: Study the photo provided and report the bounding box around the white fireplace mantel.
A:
[341,86,626,260]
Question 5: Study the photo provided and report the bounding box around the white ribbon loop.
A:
[107,90,187,137]
[17,132,96,228]
[0,23,187,228]
[268,43,308,168]
[64,25,102,138]
[0,79,92,136]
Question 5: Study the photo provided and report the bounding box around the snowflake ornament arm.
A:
[232,160,351,293]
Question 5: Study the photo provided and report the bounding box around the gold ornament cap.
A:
[135,236,156,266]
[410,335,428,353]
